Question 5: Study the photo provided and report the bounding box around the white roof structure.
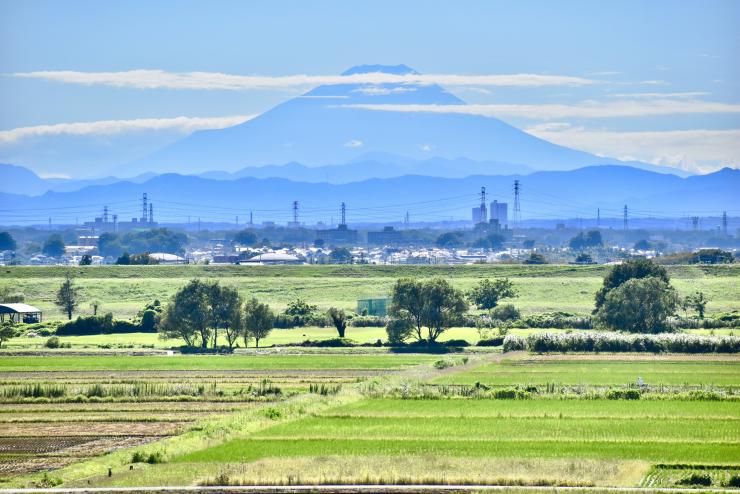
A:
[149,252,186,262]
[246,252,301,263]
[0,303,42,314]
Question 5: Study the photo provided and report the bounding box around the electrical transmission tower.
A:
[513,180,521,227]
[340,202,346,226]
[692,216,700,230]
[149,204,153,224]
[404,211,410,229]
[479,186,487,223]
[596,208,600,228]
[142,193,148,223]
[623,205,628,231]
[103,206,109,225]
[722,211,728,236]
[292,201,299,226]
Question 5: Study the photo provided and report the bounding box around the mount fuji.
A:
[119,64,665,177]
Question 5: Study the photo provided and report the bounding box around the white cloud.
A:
[352,85,418,96]
[607,91,710,99]
[11,69,599,90]
[340,99,740,119]
[639,80,669,86]
[0,115,254,144]
[344,139,363,148]
[525,125,740,173]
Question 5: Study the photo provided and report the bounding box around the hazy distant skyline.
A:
[1,0,738,176]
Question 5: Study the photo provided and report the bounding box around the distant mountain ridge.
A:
[1,165,736,225]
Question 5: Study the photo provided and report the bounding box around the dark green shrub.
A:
[678,473,712,486]
[502,335,526,352]
[386,318,414,345]
[299,337,355,347]
[605,389,641,400]
[443,339,470,347]
[476,337,504,347]
[44,336,60,348]
[492,388,530,399]
[350,315,387,327]
[727,475,740,487]
[490,304,521,321]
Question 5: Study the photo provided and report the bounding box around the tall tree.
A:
[594,258,669,312]
[43,234,66,258]
[243,297,274,348]
[55,272,79,320]
[210,285,243,348]
[390,277,468,343]
[467,278,517,310]
[596,277,678,333]
[389,278,425,341]
[0,232,17,251]
[685,291,709,319]
[419,277,468,343]
[327,307,349,338]
[158,279,213,348]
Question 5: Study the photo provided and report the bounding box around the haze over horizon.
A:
[1,0,739,179]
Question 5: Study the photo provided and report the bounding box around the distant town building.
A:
[368,226,402,246]
[472,207,486,224]
[316,224,358,245]
[490,201,508,226]
[244,252,303,265]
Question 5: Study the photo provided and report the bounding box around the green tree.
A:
[42,234,65,257]
[684,291,709,319]
[116,252,131,265]
[389,278,425,341]
[233,229,258,246]
[594,258,669,312]
[575,252,594,264]
[596,277,678,333]
[55,272,79,320]
[243,297,274,348]
[329,247,352,264]
[420,277,468,343]
[158,279,213,348]
[285,299,317,317]
[435,231,464,248]
[0,232,17,251]
[385,317,414,345]
[569,230,602,250]
[472,233,505,250]
[390,277,468,343]
[79,254,93,265]
[467,278,517,310]
[327,307,349,338]
[89,299,101,316]
[209,285,243,348]
[694,249,734,264]
[0,321,18,348]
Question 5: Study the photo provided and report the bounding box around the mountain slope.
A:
[2,166,736,225]
[119,64,668,177]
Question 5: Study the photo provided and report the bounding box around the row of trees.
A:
[158,280,273,349]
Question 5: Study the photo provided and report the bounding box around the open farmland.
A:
[0,353,434,481]
[4,352,736,490]
[1,264,738,320]
[434,353,740,387]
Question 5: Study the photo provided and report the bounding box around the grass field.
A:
[4,351,735,489]
[434,354,740,387]
[0,354,437,371]
[2,264,737,320]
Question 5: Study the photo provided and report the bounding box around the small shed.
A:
[357,298,390,317]
[0,303,43,323]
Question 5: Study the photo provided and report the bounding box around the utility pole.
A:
[236,216,239,228]
[597,208,600,228]
[623,205,628,231]
[479,186,487,223]
[513,180,521,228]
[722,211,728,236]
[249,211,254,227]
[404,211,410,229]
[48,217,51,230]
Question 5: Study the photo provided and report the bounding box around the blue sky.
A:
[1,0,739,176]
